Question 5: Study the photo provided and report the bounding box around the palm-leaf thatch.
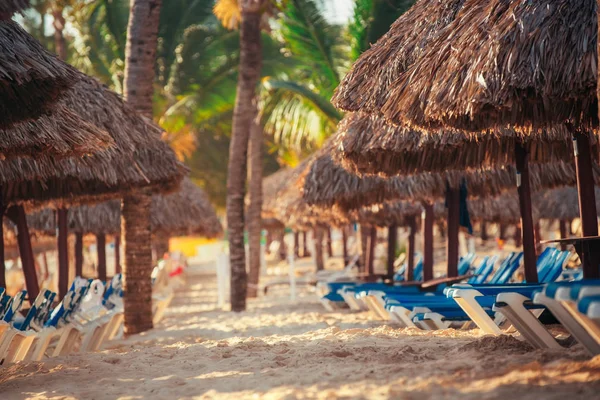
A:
[28,179,222,239]
[378,0,597,131]
[0,76,187,206]
[0,21,87,135]
[334,112,579,176]
[332,0,465,113]
[535,187,600,221]
[302,139,591,210]
[0,0,29,19]
[348,200,422,227]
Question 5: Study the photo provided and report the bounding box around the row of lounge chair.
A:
[318,247,600,355]
[0,261,181,365]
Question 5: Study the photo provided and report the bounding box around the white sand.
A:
[1,258,599,400]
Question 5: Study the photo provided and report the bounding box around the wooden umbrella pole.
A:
[302,231,310,257]
[423,202,434,282]
[367,226,376,278]
[7,205,39,303]
[514,224,523,248]
[515,141,538,283]
[387,224,397,280]
[75,232,84,277]
[57,208,69,300]
[293,231,299,258]
[326,227,333,258]
[97,233,107,281]
[278,229,287,261]
[406,216,416,281]
[446,185,460,278]
[342,226,348,263]
[480,221,488,242]
[559,220,568,251]
[499,223,507,240]
[573,131,600,278]
[115,235,122,274]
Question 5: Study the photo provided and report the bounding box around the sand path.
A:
[1,259,599,399]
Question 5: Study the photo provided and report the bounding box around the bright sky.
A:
[323,0,355,24]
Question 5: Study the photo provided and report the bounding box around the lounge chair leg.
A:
[389,306,416,328]
[494,293,561,349]
[561,301,600,356]
[535,292,600,355]
[453,289,503,335]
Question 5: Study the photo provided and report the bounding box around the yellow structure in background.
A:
[169,237,217,257]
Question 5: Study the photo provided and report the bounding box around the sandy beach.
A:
[1,257,599,400]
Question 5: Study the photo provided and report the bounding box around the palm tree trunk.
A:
[226,6,263,312]
[247,119,263,298]
[294,232,300,258]
[122,0,162,334]
[314,227,325,271]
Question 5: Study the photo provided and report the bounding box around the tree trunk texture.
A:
[75,232,84,277]
[326,227,333,258]
[121,193,154,334]
[265,230,272,254]
[387,224,397,280]
[97,234,107,281]
[122,0,162,333]
[294,232,300,258]
[226,7,262,311]
[57,208,69,300]
[314,227,325,271]
[423,203,434,282]
[7,206,39,303]
[52,7,67,60]
[247,119,263,299]
[302,231,310,258]
[115,236,122,274]
[515,141,538,283]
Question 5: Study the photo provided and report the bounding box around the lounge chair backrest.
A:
[0,294,10,319]
[394,263,407,282]
[533,247,558,280]
[31,291,57,329]
[458,253,475,276]
[17,289,54,331]
[492,252,524,284]
[79,280,106,313]
[470,255,499,284]
[2,290,26,323]
[540,250,571,283]
[413,258,424,281]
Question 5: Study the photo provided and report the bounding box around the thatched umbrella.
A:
[0,21,115,160]
[27,178,221,279]
[352,0,599,277]
[331,0,600,280]
[0,75,186,299]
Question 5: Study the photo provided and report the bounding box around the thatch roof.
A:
[262,167,295,220]
[0,0,29,19]
[332,0,465,113]
[0,76,187,206]
[349,200,422,227]
[27,179,222,239]
[377,0,598,131]
[334,112,578,176]
[535,187,600,221]
[0,21,91,138]
[302,139,591,210]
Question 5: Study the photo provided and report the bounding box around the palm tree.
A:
[215,0,265,311]
[121,0,163,335]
